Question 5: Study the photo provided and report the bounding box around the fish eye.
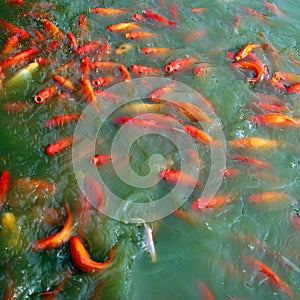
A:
[34,96,43,103]
[166,66,171,72]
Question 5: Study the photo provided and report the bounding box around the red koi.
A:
[35,57,51,66]
[1,35,19,56]
[221,167,241,178]
[159,169,200,188]
[46,137,73,156]
[244,256,295,299]
[90,154,112,167]
[230,60,263,83]
[118,64,131,80]
[69,236,117,272]
[130,64,161,76]
[142,9,176,27]
[81,77,96,103]
[234,13,241,31]
[84,175,105,210]
[286,82,300,93]
[242,7,269,23]
[113,116,163,129]
[191,8,207,13]
[45,114,81,127]
[263,1,285,17]
[228,154,270,169]
[124,31,158,40]
[7,0,24,4]
[48,40,60,52]
[53,75,76,92]
[32,203,73,250]
[42,19,64,40]
[77,14,88,39]
[92,76,116,87]
[132,13,146,22]
[106,22,142,32]
[192,193,235,210]
[248,191,291,204]
[140,47,172,56]
[67,31,78,52]
[183,29,207,43]
[89,7,128,16]
[235,42,260,61]
[195,281,215,300]
[77,40,104,56]
[0,170,10,208]
[230,137,281,149]
[249,113,300,127]
[0,47,39,71]
[34,85,56,103]
[0,18,29,39]
[169,2,178,21]
[248,101,289,113]
[165,57,198,73]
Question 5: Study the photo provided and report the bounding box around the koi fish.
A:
[242,7,269,23]
[45,136,73,156]
[69,236,117,272]
[221,167,242,178]
[248,101,289,114]
[118,64,131,80]
[184,124,215,145]
[234,13,241,31]
[228,154,270,169]
[193,63,210,76]
[159,169,200,188]
[130,64,161,76]
[34,85,56,103]
[248,191,291,204]
[184,29,207,43]
[191,8,207,13]
[124,31,158,40]
[263,1,285,17]
[195,281,215,300]
[140,47,172,56]
[252,93,284,104]
[235,42,261,61]
[0,18,29,39]
[67,31,78,52]
[142,9,176,27]
[13,177,57,195]
[92,76,116,87]
[84,175,105,210]
[3,101,32,112]
[230,137,281,149]
[270,71,300,86]
[115,43,135,55]
[32,28,46,42]
[148,82,175,102]
[1,35,19,56]
[113,115,163,129]
[77,40,104,56]
[32,203,73,251]
[81,77,96,104]
[94,89,118,102]
[80,56,90,77]
[90,154,112,167]
[42,19,64,40]
[7,0,24,4]
[244,256,295,299]
[192,193,235,210]
[45,114,81,127]
[0,47,39,71]
[289,213,300,231]
[89,61,120,71]
[0,170,10,208]
[249,113,300,127]
[169,2,178,21]
[89,7,128,16]
[106,22,142,32]
[230,60,263,83]
[286,82,300,93]
[53,75,76,91]
[165,56,198,73]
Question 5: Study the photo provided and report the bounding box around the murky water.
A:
[0,0,299,299]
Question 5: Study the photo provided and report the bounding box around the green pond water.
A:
[0,0,300,299]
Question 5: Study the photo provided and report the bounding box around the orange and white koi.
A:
[69,236,117,272]
[45,114,81,127]
[230,137,281,149]
[159,169,200,188]
[0,170,10,208]
[124,31,158,40]
[90,154,112,167]
[165,56,198,73]
[248,191,291,204]
[89,7,128,16]
[0,18,29,39]
[130,64,161,76]
[142,9,177,27]
[34,85,56,103]
[106,22,142,32]
[32,203,73,251]
[140,47,172,56]
[1,35,19,56]
[45,136,73,156]
[249,113,300,127]
[235,42,261,61]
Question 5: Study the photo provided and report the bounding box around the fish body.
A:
[45,137,73,156]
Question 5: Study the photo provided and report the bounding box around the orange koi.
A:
[159,169,200,188]
[286,82,300,93]
[77,40,104,56]
[69,236,117,272]
[89,7,128,16]
[124,31,158,40]
[34,85,56,103]
[32,28,46,42]
[249,113,300,127]
[3,101,32,112]
[1,35,19,56]
[80,56,90,77]
[148,82,175,102]
[106,22,142,32]
[190,8,207,13]
[183,29,207,43]
[258,32,280,66]
[94,89,118,102]
[118,64,131,80]
[184,124,215,145]
[45,114,81,127]
[270,71,300,86]
[113,116,163,129]
[230,137,281,149]
[13,177,57,195]
[248,101,289,114]
[45,136,73,156]
[89,61,120,71]
[288,52,300,66]
[35,57,51,65]
[140,47,172,56]
[142,9,177,27]
[90,154,112,167]
[289,214,300,231]
[165,56,198,73]
[195,281,214,300]
[130,64,161,76]
[84,175,105,210]
[7,0,24,4]
[234,13,241,31]
[235,42,260,61]
[53,75,76,91]
[81,77,96,103]
[92,76,116,87]
[0,18,29,39]
[132,13,146,22]
[221,168,241,178]
[169,2,178,21]
[192,193,234,210]
[242,7,269,23]
[42,19,64,40]
[0,170,10,208]
[228,154,270,169]
[263,1,285,17]
[230,60,263,83]
[248,191,291,204]
[252,93,284,104]
[32,203,73,251]
[244,256,295,299]
[0,47,39,71]
[48,40,60,52]
[67,31,78,52]
[193,63,210,76]
[77,14,88,40]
